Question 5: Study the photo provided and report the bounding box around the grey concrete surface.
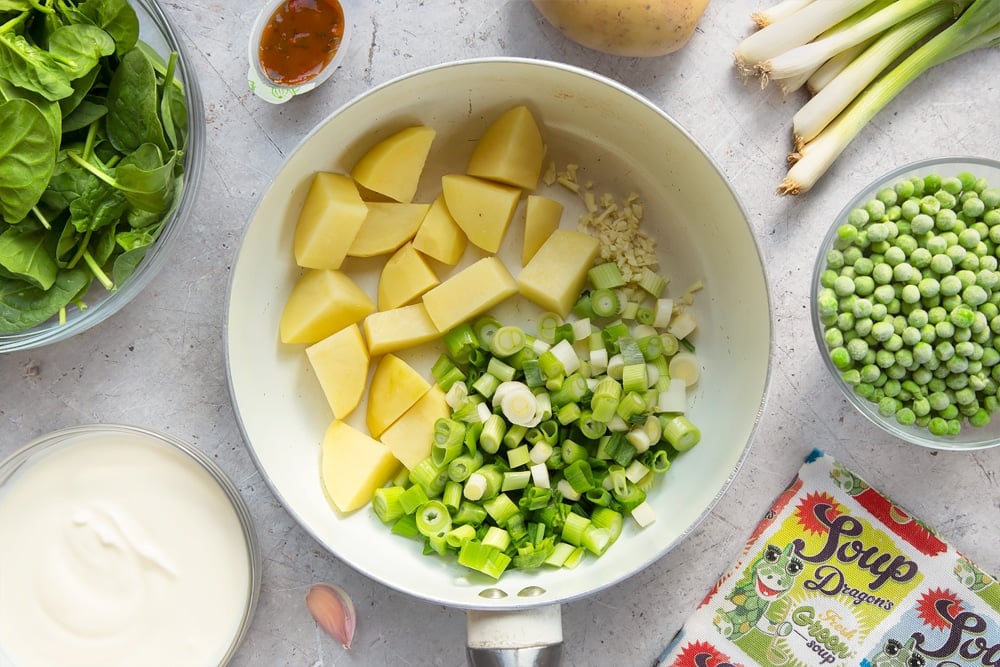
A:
[1,1,998,666]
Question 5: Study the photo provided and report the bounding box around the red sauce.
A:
[258,0,345,86]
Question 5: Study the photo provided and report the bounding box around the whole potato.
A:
[532,0,710,57]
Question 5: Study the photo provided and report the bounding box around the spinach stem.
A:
[66,230,92,269]
[81,250,115,291]
[31,205,52,230]
[66,151,117,189]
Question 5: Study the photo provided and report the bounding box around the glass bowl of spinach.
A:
[0,0,204,352]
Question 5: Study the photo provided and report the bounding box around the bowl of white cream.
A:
[0,424,260,667]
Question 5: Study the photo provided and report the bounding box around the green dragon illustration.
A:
[865,637,926,667]
[714,542,803,640]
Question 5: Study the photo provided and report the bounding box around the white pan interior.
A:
[225,58,772,611]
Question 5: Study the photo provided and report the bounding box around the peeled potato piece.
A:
[279,269,375,344]
[411,194,467,265]
[293,172,368,270]
[522,194,563,265]
[351,125,436,203]
[422,256,518,332]
[467,105,545,190]
[378,243,439,311]
[441,174,520,254]
[347,202,430,258]
[517,229,601,317]
[305,324,369,420]
[320,420,401,513]
[367,354,432,438]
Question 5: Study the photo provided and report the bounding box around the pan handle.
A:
[465,604,563,667]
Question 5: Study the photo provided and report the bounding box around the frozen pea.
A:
[867,222,889,242]
[826,249,845,269]
[840,266,857,280]
[820,269,839,288]
[918,277,940,298]
[910,212,933,233]
[963,285,989,307]
[981,188,1000,209]
[878,397,900,417]
[956,269,977,287]
[837,312,856,331]
[960,253,981,271]
[886,364,907,380]
[847,337,869,360]
[909,247,931,269]
[825,327,844,348]
[900,284,920,305]
[945,244,967,264]
[866,199,887,221]
[912,397,931,417]
[958,227,981,249]
[930,254,953,274]
[982,348,1000,367]
[873,284,896,304]
[941,176,963,195]
[842,245,864,265]
[837,224,859,244]
[955,340,977,359]
[896,407,917,425]
[925,234,948,254]
[833,275,856,296]
[962,196,985,219]
[942,294,962,311]
[895,348,915,369]
[928,417,949,435]
[969,409,990,427]
[901,325,922,346]
[871,320,895,341]
[818,291,839,318]
[884,333,903,352]
[936,208,958,231]
[876,349,896,368]
[928,306,948,324]
[907,308,929,328]
[855,317,873,337]
[920,324,937,344]
[883,246,906,266]
[936,189,957,210]
[946,372,969,390]
[921,195,941,216]
[893,263,914,283]
[951,305,976,328]
[928,391,951,411]
[895,179,916,199]
[954,325,972,342]
[842,369,861,385]
[852,298,873,318]
[853,256,874,275]
[847,208,869,227]
[979,255,997,271]
[940,275,963,296]
[936,340,956,360]
[860,364,881,383]
[975,270,999,291]
[830,347,851,370]
[854,275,875,296]
[955,387,977,405]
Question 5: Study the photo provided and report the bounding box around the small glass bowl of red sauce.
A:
[248,0,349,103]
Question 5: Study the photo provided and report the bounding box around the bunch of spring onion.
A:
[734,0,1000,195]
[370,262,703,579]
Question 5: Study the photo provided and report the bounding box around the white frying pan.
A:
[224,58,772,665]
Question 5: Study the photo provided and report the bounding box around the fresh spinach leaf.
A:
[58,62,99,118]
[106,47,167,154]
[0,224,58,289]
[0,31,74,101]
[68,174,127,232]
[47,24,115,79]
[62,98,106,133]
[79,0,139,55]
[0,98,57,223]
[0,265,90,332]
[115,142,176,213]
[0,77,61,142]
[112,241,148,284]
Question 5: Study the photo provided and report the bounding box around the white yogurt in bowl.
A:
[0,425,259,666]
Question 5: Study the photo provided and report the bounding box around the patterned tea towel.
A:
[657,449,999,667]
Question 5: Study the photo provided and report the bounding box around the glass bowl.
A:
[0,424,260,666]
[812,156,1000,450]
[0,0,205,353]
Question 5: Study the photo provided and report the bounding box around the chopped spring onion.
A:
[370,262,705,578]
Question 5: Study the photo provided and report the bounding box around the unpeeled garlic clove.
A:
[306,583,356,649]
